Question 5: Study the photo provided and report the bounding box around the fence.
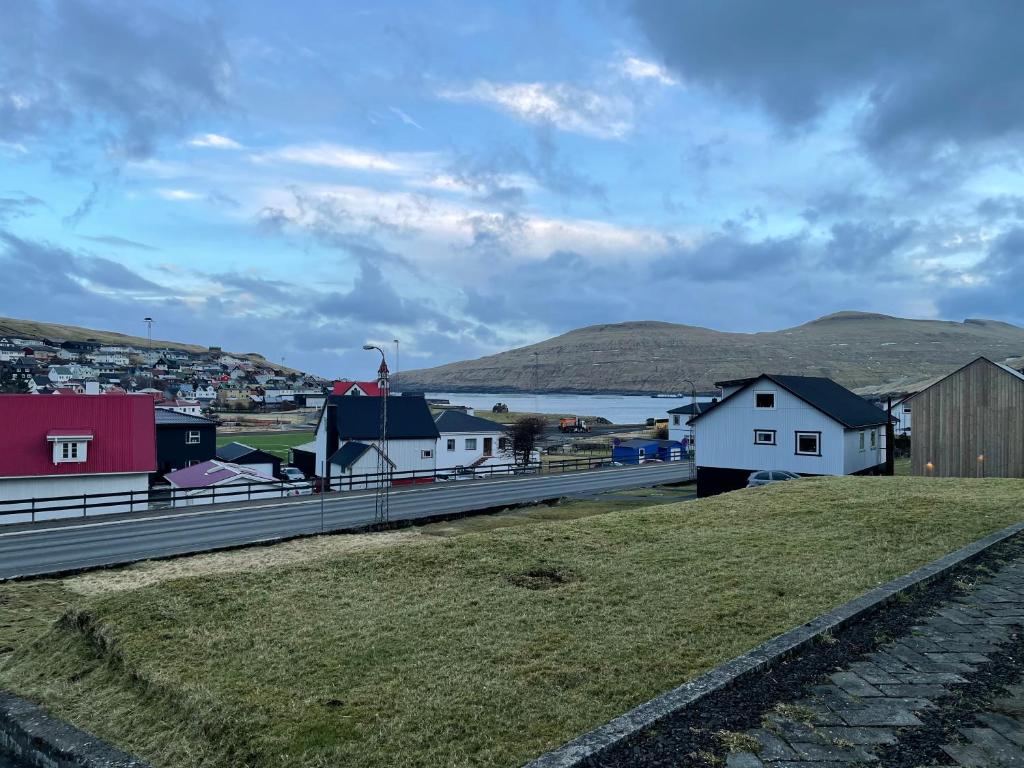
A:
[0,454,695,525]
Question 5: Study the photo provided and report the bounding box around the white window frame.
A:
[859,431,865,452]
[754,429,776,446]
[754,391,776,409]
[421,449,433,459]
[465,438,478,451]
[186,430,201,445]
[446,438,456,451]
[51,437,91,464]
[672,414,681,426]
[795,431,821,457]
[870,430,877,449]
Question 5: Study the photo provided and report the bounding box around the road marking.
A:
[0,465,692,539]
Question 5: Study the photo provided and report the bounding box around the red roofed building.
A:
[332,380,383,397]
[0,394,156,522]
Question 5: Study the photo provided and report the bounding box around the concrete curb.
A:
[0,690,149,767]
[523,520,1024,768]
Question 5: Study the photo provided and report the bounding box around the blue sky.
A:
[2,1,1023,378]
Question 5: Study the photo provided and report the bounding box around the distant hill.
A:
[0,316,299,374]
[398,311,1024,395]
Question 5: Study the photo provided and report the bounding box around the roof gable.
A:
[689,374,888,429]
[906,356,1024,402]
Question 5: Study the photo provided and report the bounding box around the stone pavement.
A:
[724,556,1024,767]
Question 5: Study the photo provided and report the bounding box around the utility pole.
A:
[363,344,391,523]
[143,317,153,352]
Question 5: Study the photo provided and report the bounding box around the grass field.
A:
[216,431,314,460]
[1,476,1022,768]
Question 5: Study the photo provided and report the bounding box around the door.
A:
[483,437,493,456]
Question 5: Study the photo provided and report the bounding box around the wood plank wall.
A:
[911,358,1024,477]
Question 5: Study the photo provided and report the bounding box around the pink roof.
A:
[332,380,382,396]
[46,428,95,438]
[165,460,275,489]
[0,394,156,478]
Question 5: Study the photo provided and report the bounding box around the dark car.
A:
[747,469,801,488]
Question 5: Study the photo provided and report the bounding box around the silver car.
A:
[747,469,802,488]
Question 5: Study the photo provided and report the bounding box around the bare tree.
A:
[506,416,546,466]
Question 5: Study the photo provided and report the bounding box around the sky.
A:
[2,1,1023,378]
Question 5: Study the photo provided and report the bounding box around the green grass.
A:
[1,476,1022,768]
[216,431,314,460]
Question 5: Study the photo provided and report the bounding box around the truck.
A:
[559,416,590,433]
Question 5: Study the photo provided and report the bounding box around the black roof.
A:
[667,402,710,415]
[155,410,217,426]
[328,441,394,470]
[215,442,280,465]
[689,374,888,429]
[326,395,440,440]
[434,410,503,433]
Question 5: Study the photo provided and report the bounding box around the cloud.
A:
[79,234,159,251]
[188,133,242,149]
[0,0,232,159]
[938,227,1024,323]
[629,1,1024,160]
[0,192,46,222]
[615,54,679,86]
[157,188,201,201]
[254,143,434,173]
[440,80,634,139]
[824,220,916,271]
[389,107,423,130]
[62,180,101,228]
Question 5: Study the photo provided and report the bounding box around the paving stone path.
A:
[724,557,1024,767]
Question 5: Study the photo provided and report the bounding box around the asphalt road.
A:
[0,462,693,580]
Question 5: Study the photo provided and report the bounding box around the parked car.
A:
[747,470,802,488]
[280,466,305,482]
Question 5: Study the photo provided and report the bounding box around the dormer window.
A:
[47,429,94,464]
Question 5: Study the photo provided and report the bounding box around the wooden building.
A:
[908,357,1024,478]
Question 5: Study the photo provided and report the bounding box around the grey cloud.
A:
[655,232,807,283]
[630,1,1024,159]
[79,234,159,251]
[977,197,1024,223]
[824,220,916,272]
[0,193,46,222]
[938,227,1024,324]
[0,0,232,158]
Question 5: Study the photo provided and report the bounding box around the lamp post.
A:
[363,344,391,523]
[978,453,986,479]
[143,317,153,351]
[680,378,698,458]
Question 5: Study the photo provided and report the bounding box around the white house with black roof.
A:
[688,374,889,497]
[434,410,507,471]
[216,441,282,479]
[314,394,440,486]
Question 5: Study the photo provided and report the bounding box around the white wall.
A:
[0,473,150,524]
[668,414,691,444]
[842,427,885,474]
[693,383,848,475]
[436,430,505,470]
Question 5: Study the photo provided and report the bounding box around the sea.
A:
[423,392,718,425]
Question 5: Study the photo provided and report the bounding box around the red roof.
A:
[0,394,156,478]
[332,380,382,396]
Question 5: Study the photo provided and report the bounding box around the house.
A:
[11,356,38,382]
[216,442,282,478]
[314,394,440,486]
[331,380,382,397]
[890,395,913,436]
[155,410,217,478]
[0,394,155,521]
[434,410,507,471]
[289,441,317,478]
[156,400,204,417]
[165,460,283,507]
[667,402,709,446]
[48,366,74,384]
[60,340,101,356]
[0,339,21,362]
[688,374,889,497]
[612,438,684,465]
[193,383,217,403]
[906,356,1024,478]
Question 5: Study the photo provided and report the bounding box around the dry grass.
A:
[1,476,1022,768]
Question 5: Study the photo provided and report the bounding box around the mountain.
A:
[397,312,1024,395]
[0,316,300,374]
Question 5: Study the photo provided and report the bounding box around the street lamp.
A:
[978,453,986,479]
[680,378,698,458]
[363,344,391,523]
[143,317,154,351]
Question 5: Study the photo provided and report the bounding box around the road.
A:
[0,462,693,580]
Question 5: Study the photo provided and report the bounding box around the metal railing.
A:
[0,454,695,524]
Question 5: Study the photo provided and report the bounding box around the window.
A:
[52,438,88,464]
[795,431,821,456]
[421,449,433,459]
[446,438,455,451]
[62,441,78,460]
[870,430,877,449]
[465,438,477,451]
[754,430,776,445]
[859,431,865,451]
[903,404,911,414]
[186,430,201,445]
[672,415,681,426]
[755,392,775,409]
[187,460,200,467]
